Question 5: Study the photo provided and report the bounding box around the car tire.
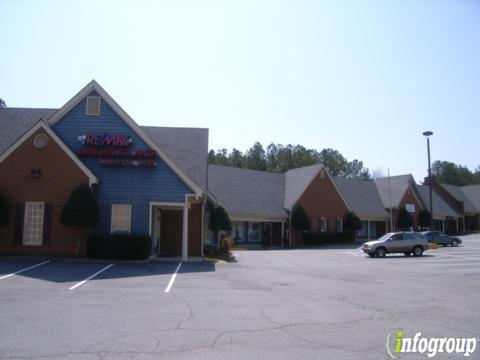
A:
[451,239,459,247]
[443,244,447,247]
[375,247,386,258]
[368,253,375,258]
[404,252,411,257]
[413,246,424,257]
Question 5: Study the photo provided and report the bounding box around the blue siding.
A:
[53,91,193,234]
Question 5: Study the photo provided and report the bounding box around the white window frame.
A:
[319,218,327,232]
[85,96,101,116]
[23,202,44,246]
[336,218,343,232]
[111,204,132,234]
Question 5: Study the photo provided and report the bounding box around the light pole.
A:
[423,131,434,242]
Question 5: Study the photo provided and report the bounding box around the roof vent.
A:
[85,96,101,116]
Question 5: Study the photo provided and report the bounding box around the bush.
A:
[88,233,152,260]
[208,205,232,233]
[220,234,235,254]
[418,209,431,228]
[61,185,98,227]
[292,206,311,231]
[397,207,413,230]
[302,232,353,245]
[0,192,8,225]
[344,211,361,232]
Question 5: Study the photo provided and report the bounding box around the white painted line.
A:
[0,260,50,280]
[69,264,114,290]
[165,262,182,293]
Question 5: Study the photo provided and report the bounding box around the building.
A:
[0,81,208,259]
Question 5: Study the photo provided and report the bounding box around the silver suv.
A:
[362,232,429,258]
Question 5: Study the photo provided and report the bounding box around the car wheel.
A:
[375,247,386,258]
[413,246,424,257]
[451,239,459,247]
[368,253,375,258]
[443,244,447,247]
[404,252,411,257]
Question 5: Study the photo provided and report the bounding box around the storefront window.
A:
[248,222,261,242]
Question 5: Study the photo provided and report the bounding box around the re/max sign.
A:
[77,134,133,147]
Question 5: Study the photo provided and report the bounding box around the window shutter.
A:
[43,203,53,244]
[14,203,25,245]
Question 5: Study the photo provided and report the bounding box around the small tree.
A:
[397,207,413,230]
[61,185,98,256]
[0,192,8,225]
[344,211,362,239]
[208,204,232,245]
[418,209,431,229]
[291,206,311,231]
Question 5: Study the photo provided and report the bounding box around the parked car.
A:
[420,231,462,247]
[362,232,429,258]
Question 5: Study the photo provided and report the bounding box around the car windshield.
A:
[376,233,394,242]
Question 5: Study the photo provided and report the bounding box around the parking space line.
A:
[165,262,182,293]
[69,264,114,290]
[450,267,480,273]
[0,260,50,280]
[421,262,480,267]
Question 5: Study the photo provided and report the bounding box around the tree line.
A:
[208,142,371,180]
[432,161,480,186]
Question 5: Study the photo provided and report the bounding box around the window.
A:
[403,233,415,240]
[231,222,245,242]
[111,204,131,233]
[248,222,261,242]
[23,202,44,246]
[85,96,101,116]
[33,133,49,149]
[319,218,327,232]
[336,218,343,232]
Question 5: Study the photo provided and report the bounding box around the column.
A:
[182,203,189,261]
[367,220,371,240]
[281,221,285,246]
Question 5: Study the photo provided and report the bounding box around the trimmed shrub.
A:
[302,232,353,245]
[61,185,98,227]
[0,192,8,225]
[292,206,311,231]
[208,205,232,233]
[418,209,431,228]
[398,207,413,230]
[344,211,362,232]
[88,233,152,260]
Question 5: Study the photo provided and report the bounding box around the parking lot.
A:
[1,234,479,360]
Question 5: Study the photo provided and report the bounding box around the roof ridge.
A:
[208,164,284,176]
[142,125,209,131]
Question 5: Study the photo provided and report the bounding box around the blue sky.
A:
[1,0,479,181]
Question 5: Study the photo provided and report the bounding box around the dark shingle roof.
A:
[417,185,462,218]
[142,126,208,190]
[461,185,480,212]
[0,107,57,154]
[374,174,413,209]
[440,184,477,214]
[207,165,287,218]
[284,164,323,209]
[333,177,388,219]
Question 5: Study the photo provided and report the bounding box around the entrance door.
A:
[159,209,182,257]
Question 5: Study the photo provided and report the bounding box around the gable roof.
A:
[207,165,287,219]
[0,120,98,185]
[333,177,388,219]
[47,80,204,196]
[142,126,208,190]
[0,107,57,154]
[461,185,480,212]
[417,185,462,218]
[374,174,419,209]
[440,184,477,214]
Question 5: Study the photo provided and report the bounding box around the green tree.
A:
[228,148,244,168]
[318,148,348,176]
[291,206,311,231]
[0,98,6,108]
[266,143,280,172]
[432,160,479,186]
[397,207,413,230]
[344,211,362,232]
[245,142,267,171]
[61,185,98,256]
[0,192,8,225]
[346,159,371,180]
[418,209,431,228]
[208,204,232,244]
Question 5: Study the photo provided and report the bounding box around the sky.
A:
[1,0,479,182]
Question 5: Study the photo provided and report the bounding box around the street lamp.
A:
[423,131,434,243]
